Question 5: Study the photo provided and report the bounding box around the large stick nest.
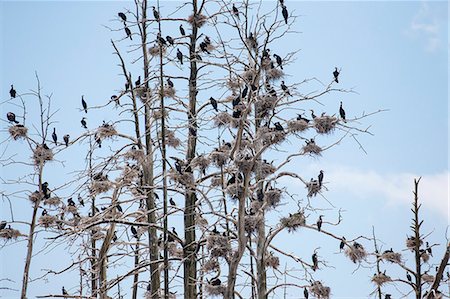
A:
[205,283,226,297]
[0,228,22,240]
[9,125,28,140]
[159,130,181,148]
[191,155,210,173]
[210,150,229,167]
[256,126,286,146]
[309,281,331,299]
[96,123,117,139]
[265,68,285,81]
[265,252,280,269]
[255,95,277,119]
[28,191,43,203]
[244,214,263,233]
[344,243,367,263]
[168,242,183,258]
[258,160,276,178]
[207,234,231,258]
[214,112,233,128]
[371,273,392,286]
[90,180,113,195]
[422,273,435,284]
[381,251,402,263]
[38,215,57,228]
[43,196,61,206]
[406,236,423,251]
[168,169,194,187]
[149,44,166,56]
[161,86,176,98]
[306,180,321,197]
[203,258,220,273]
[235,154,254,174]
[264,188,282,209]
[314,116,338,134]
[187,13,207,27]
[280,211,306,232]
[33,144,54,165]
[124,147,145,162]
[225,183,245,200]
[302,142,322,156]
[287,119,309,133]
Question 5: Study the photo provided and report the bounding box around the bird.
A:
[426,242,433,256]
[81,96,88,113]
[262,48,270,58]
[116,204,123,213]
[385,295,391,299]
[68,198,76,206]
[333,67,340,83]
[63,134,69,147]
[41,209,48,216]
[152,6,160,20]
[281,81,291,96]
[52,128,58,145]
[200,42,210,53]
[304,287,309,299]
[232,4,239,19]
[209,97,218,112]
[318,170,324,187]
[312,253,318,271]
[166,35,174,46]
[111,95,120,106]
[406,272,412,282]
[296,114,310,123]
[281,5,289,24]
[135,76,141,87]
[131,226,138,238]
[9,85,17,98]
[62,287,68,295]
[176,48,183,64]
[227,174,236,185]
[241,85,249,98]
[78,194,84,207]
[41,182,49,195]
[317,215,323,232]
[274,122,284,131]
[6,112,19,124]
[169,198,176,206]
[81,117,87,129]
[339,237,346,251]
[210,277,221,286]
[112,231,118,242]
[273,54,283,69]
[118,12,127,22]
[0,221,7,230]
[174,161,182,173]
[172,227,178,237]
[310,109,317,119]
[167,78,174,88]
[157,34,167,46]
[339,101,346,122]
[179,24,185,36]
[124,25,132,40]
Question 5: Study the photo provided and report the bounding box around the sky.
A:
[0,1,448,298]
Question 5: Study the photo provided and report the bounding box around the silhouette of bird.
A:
[426,242,433,256]
[241,85,249,98]
[169,198,176,206]
[52,128,58,145]
[68,198,76,206]
[339,101,346,122]
[0,221,6,230]
[304,287,309,299]
[406,272,412,282]
[135,76,141,87]
[333,67,340,83]
[131,226,138,238]
[41,182,49,195]
[176,48,183,64]
[116,204,123,213]
[62,287,68,295]
[281,81,291,96]
[10,85,17,98]
[157,34,167,46]
[6,112,19,124]
[210,277,221,286]
[262,48,270,58]
[41,209,48,216]
[179,24,185,36]
[340,237,346,251]
[63,134,69,147]
[385,295,391,299]
[312,253,318,271]
[78,194,84,207]
[281,5,289,24]
[111,95,120,106]
[310,109,316,119]
[167,78,174,88]
[81,96,88,113]
[200,42,210,53]
[172,227,178,237]
[166,35,174,46]
[318,170,324,187]
[274,122,284,131]
[232,4,239,19]
[81,117,87,129]
[210,97,218,112]
[175,161,182,173]
[296,114,310,123]
[273,54,283,69]
[118,12,127,22]
[152,6,160,20]
[124,25,132,40]
[317,215,323,231]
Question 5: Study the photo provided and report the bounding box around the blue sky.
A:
[0,1,448,298]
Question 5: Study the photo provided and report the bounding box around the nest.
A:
[256,127,286,146]
[214,112,233,127]
[421,251,430,263]
[191,155,210,173]
[169,169,194,187]
[203,258,220,273]
[207,234,230,258]
[314,116,338,134]
[302,143,322,156]
[162,86,176,98]
[280,212,306,232]
[265,253,280,269]
[264,188,282,209]
[250,200,262,214]
[235,155,254,174]
[134,87,148,100]
[210,176,222,187]
[371,273,392,286]
[261,57,272,70]
[242,69,256,82]
[149,44,166,56]
[9,125,28,140]
[124,147,145,162]
[210,150,229,167]
[0,228,22,240]
[159,292,177,299]
[187,13,207,27]
[43,196,61,206]
[33,144,54,164]
[38,215,57,228]
[66,205,78,215]
[205,283,226,297]
[287,120,309,133]
[309,281,330,299]
[90,180,113,194]
[225,183,245,200]
[345,243,367,263]
[422,274,434,284]
[96,124,117,139]
[406,236,423,251]
[255,96,276,119]
[119,164,140,185]
[306,180,321,197]
[195,214,209,229]
[152,109,168,120]
[168,242,184,258]
[258,161,276,178]
[265,68,284,81]
[226,78,242,90]
[381,252,402,263]
[244,214,263,233]
[159,130,180,148]
[28,191,42,203]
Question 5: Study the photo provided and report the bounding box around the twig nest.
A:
[124,147,145,162]
[280,211,306,232]
[406,236,423,251]
[119,164,140,184]
[265,252,280,269]
[160,292,177,299]
[0,227,22,240]
[420,251,430,263]
[9,124,28,140]
[250,200,262,214]
[43,196,61,206]
[265,68,284,81]
[38,215,57,228]
[152,109,168,120]
[187,13,207,27]
[225,183,245,200]
[226,78,242,91]
[261,57,272,70]
[191,155,210,173]
[287,119,309,133]
[210,150,229,167]
[244,214,263,233]
[28,191,43,203]
[195,214,209,229]
[371,273,392,286]
[210,176,222,187]
[161,86,176,98]
[96,123,117,139]
[149,44,166,56]
[134,86,149,100]
[264,188,282,209]
[258,160,276,178]
[33,144,53,165]
[302,142,322,156]
[207,234,230,258]
[168,169,194,187]
[159,130,181,148]
[242,69,256,82]
[422,273,435,283]
[202,258,220,273]
[235,154,254,174]
[314,116,338,134]
[205,283,226,297]
[256,127,286,146]
[381,252,402,263]
[168,242,183,258]
[255,95,276,119]
[344,242,367,263]
[66,205,78,215]
[306,180,321,197]
[309,281,331,299]
[214,112,233,127]
[90,180,113,195]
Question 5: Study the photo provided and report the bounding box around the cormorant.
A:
[172,227,178,237]
[68,198,75,206]
[0,221,6,230]
[339,101,346,122]
[152,6,160,20]
[210,97,218,112]
[175,161,182,173]
[6,112,19,124]
[232,4,239,19]
[118,12,127,22]
[232,95,241,107]
[340,237,346,251]
[52,128,57,145]
[210,277,221,286]
[166,35,174,46]
[310,109,316,119]
[111,95,119,106]
[179,24,185,36]
[317,215,323,232]
[318,170,324,187]
[385,295,391,299]
[135,76,141,87]
[112,231,118,242]
[124,25,132,40]
[312,253,318,271]
[169,198,176,206]
[262,48,270,58]
[200,41,210,53]
[273,54,283,69]
[304,287,309,299]
[116,204,123,213]
[62,287,68,295]
[406,272,412,282]
[227,174,236,185]
[81,96,88,113]
[42,209,48,216]
[281,5,289,24]
[212,225,219,234]
[274,122,284,131]
[81,117,87,129]
[296,114,310,123]
[426,242,432,256]
[281,81,291,96]
[78,194,84,206]
[333,67,340,83]
[131,226,138,238]
[63,134,69,147]
[176,48,183,64]
[241,85,248,98]
[167,78,174,88]
[10,85,16,98]
[41,182,49,195]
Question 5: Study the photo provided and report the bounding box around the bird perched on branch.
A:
[339,237,346,251]
[281,81,291,96]
[135,76,141,87]
[176,48,183,64]
[131,226,138,238]
[209,277,221,286]
[9,85,17,98]
[169,198,176,206]
[339,101,346,122]
[200,41,210,54]
[62,287,68,295]
[124,25,132,40]
[0,221,6,230]
[6,112,19,124]
[317,215,323,232]
[304,287,309,299]
[52,128,58,145]
[210,97,218,112]
[118,12,127,22]
[166,35,174,46]
[179,24,185,36]
[281,5,289,24]
[81,96,88,113]
[81,117,87,129]
[273,54,283,69]
[167,78,174,88]
[312,253,318,271]
[232,4,239,19]
[318,170,324,187]
[152,6,160,20]
[63,134,69,147]
[274,122,284,132]
[333,67,340,83]
[42,209,48,216]
[157,34,167,46]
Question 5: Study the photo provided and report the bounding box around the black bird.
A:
[172,227,178,237]
[52,128,58,145]
[339,101,346,122]
[312,253,318,271]
[179,24,185,36]
[281,5,289,24]
[6,112,19,124]
[310,109,316,119]
[210,277,221,286]
[125,82,130,90]
[118,12,127,22]
[135,76,141,87]
[78,194,84,207]
[296,114,310,123]
[304,287,309,299]
[157,34,167,45]
[81,117,87,129]
[131,226,138,238]
[62,287,68,295]
[111,95,120,106]
[385,295,391,299]
[232,95,241,107]
[273,54,283,69]
[318,170,324,187]
[175,161,182,173]
[169,198,176,206]
[281,81,291,96]
[426,242,433,256]
[124,25,132,40]
[0,221,6,230]
[200,42,210,53]
[112,231,118,242]
[232,4,239,19]
[317,215,323,232]
[10,85,17,98]
[274,122,284,131]
[241,85,249,98]
[210,97,218,112]
[42,209,48,216]
[68,198,76,206]
[340,237,346,251]
[41,182,49,195]
[63,134,70,147]
[116,204,123,213]
[81,96,88,113]
[406,272,412,282]
[167,78,174,88]
[166,35,174,46]
[227,174,236,185]
[176,48,183,64]
[152,6,160,20]
[333,67,340,83]
[262,48,270,58]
